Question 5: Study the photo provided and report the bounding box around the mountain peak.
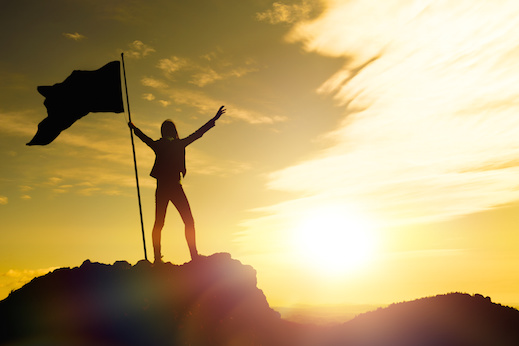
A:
[2,253,519,345]
[0,253,289,345]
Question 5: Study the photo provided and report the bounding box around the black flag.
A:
[27,61,124,146]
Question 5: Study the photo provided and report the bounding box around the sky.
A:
[1,0,519,318]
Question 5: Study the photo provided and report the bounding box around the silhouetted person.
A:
[129,106,226,264]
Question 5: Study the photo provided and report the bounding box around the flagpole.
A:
[121,52,148,261]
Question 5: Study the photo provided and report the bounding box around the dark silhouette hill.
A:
[1,253,518,345]
[321,293,519,346]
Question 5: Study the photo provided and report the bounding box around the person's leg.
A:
[171,185,198,260]
[153,184,169,264]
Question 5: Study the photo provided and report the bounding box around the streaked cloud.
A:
[188,148,252,177]
[63,32,86,41]
[157,56,189,76]
[190,67,222,87]
[164,88,287,124]
[252,0,519,229]
[0,108,251,197]
[0,111,40,137]
[77,187,102,196]
[256,1,313,24]
[201,51,218,61]
[0,110,145,195]
[141,76,168,89]
[157,52,258,87]
[142,93,155,101]
[47,177,63,185]
[125,40,155,59]
[0,267,58,298]
[141,79,286,124]
[19,185,33,192]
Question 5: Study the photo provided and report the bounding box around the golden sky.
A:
[1,0,519,314]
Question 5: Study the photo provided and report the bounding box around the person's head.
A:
[161,119,178,139]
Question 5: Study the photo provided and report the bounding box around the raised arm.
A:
[128,122,154,148]
[183,106,226,146]
[210,105,226,124]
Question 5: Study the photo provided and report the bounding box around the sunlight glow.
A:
[269,0,519,228]
[294,206,376,276]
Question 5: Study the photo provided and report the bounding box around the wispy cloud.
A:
[0,110,41,137]
[157,56,189,76]
[0,109,250,197]
[19,185,33,192]
[63,32,86,41]
[142,80,286,124]
[0,267,58,299]
[142,93,155,101]
[125,40,155,59]
[156,52,258,87]
[0,110,147,195]
[170,88,287,124]
[141,76,168,89]
[256,1,313,24]
[143,52,283,123]
[188,148,252,177]
[252,0,519,229]
[189,67,222,87]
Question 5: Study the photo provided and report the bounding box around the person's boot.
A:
[154,248,163,265]
[189,248,200,262]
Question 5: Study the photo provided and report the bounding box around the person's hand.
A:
[213,106,226,121]
[128,122,136,130]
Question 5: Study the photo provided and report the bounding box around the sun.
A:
[293,206,376,276]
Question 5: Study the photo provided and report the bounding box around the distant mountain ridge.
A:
[324,292,519,346]
[1,253,518,345]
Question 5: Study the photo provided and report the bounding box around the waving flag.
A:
[27,61,124,146]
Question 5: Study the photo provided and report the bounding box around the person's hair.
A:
[161,119,179,139]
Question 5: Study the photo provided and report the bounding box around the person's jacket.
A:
[133,119,215,183]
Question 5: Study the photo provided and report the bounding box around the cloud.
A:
[141,76,169,89]
[157,56,189,76]
[0,110,150,195]
[142,93,156,101]
[164,88,287,124]
[50,167,153,193]
[77,187,102,196]
[125,40,155,59]
[19,185,33,192]
[0,196,7,205]
[187,148,252,177]
[201,51,218,61]
[63,32,86,41]
[188,65,259,87]
[142,51,277,123]
[251,0,519,229]
[0,267,58,297]
[157,52,258,87]
[0,110,41,137]
[256,1,313,24]
[140,78,285,124]
[189,67,222,87]
[2,268,57,280]
[47,177,63,185]
[94,1,151,24]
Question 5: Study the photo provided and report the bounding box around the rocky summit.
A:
[1,253,519,346]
